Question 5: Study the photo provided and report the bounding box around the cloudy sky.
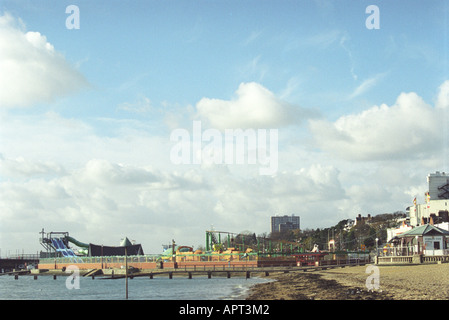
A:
[1,0,448,254]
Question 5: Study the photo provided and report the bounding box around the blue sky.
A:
[6,1,448,119]
[1,1,449,254]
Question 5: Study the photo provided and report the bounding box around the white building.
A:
[409,200,449,226]
[409,172,449,226]
[387,221,413,242]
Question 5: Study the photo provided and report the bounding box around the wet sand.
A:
[246,263,449,300]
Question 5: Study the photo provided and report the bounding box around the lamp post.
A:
[375,238,379,255]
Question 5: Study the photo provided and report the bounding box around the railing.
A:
[319,257,371,266]
[38,253,261,265]
[377,254,449,264]
[422,255,449,263]
[39,252,374,266]
[377,256,413,264]
[39,254,161,264]
[1,254,40,260]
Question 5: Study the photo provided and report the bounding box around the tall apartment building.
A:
[271,215,300,233]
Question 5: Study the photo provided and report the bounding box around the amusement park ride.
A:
[36,228,369,271]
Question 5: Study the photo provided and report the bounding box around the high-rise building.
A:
[271,215,300,233]
[428,172,449,200]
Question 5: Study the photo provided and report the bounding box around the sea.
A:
[0,273,272,300]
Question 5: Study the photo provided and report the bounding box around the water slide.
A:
[50,238,83,262]
[65,236,89,256]
[66,236,89,248]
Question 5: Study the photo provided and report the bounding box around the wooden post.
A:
[125,247,128,300]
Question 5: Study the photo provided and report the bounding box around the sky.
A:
[1,0,449,255]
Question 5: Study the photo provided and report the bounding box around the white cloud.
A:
[436,80,449,109]
[0,111,173,170]
[0,12,88,108]
[0,154,65,178]
[0,110,438,255]
[0,144,348,253]
[348,73,386,99]
[117,96,153,114]
[75,159,160,186]
[195,82,316,130]
[339,35,357,81]
[310,82,448,161]
[242,30,263,46]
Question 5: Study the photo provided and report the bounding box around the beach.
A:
[246,263,449,300]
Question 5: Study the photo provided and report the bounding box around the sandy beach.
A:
[246,263,449,300]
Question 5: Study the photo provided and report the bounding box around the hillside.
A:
[269,211,407,252]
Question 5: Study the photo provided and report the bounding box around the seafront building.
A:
[409,172,449,227]
[381,172,449,264]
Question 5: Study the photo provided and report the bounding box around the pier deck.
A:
[87,260,371,279]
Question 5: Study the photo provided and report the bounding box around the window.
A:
[434,242,440,250]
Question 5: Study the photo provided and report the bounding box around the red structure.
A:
[293,253,327,266]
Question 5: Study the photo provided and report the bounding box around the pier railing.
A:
[2,254,40,260]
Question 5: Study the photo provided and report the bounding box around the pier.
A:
[101,264,368,280]
[0,254,39,273]
[10,259,370,280]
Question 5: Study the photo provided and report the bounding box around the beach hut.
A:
[398,224,449,256]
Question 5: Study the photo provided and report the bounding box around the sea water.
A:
[0,274,271,300]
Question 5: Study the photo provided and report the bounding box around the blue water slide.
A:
[51,237,81,262]
[51,238,61,250]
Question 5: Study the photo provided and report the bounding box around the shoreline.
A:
[245,263,449,300]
